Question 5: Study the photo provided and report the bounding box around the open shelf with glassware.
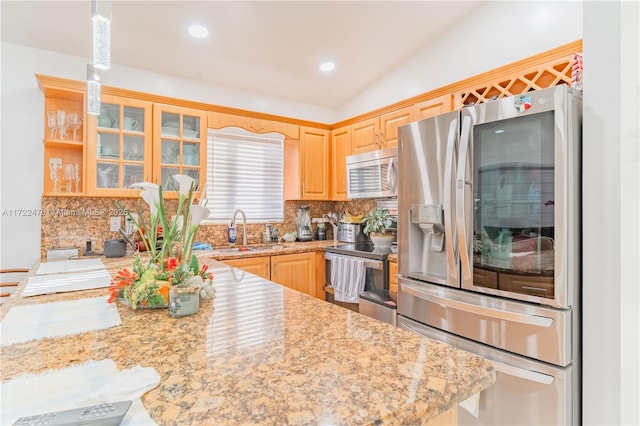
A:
[39,76,86,196]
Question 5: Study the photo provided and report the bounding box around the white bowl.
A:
[370,234,394,247]
[162,126,179,137]
[184,129,200,139]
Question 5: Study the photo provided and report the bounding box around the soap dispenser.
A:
[228,220,237,243]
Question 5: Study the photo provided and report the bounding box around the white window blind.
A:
[206,127,284,223]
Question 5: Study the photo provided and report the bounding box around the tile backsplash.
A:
[40,196,374,259]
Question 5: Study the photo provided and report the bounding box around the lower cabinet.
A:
[271,252,316,297]
[222,256,270,280]
[388,260,398,294]
[221,252,318,298]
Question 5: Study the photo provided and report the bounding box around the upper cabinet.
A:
[330,125,351,201]
[379,107,414,149]
[85,95,153,196]
[284,126,330,200]
[37,41,580,200]
[351,106,413,155]
[351,116,379,154]
[39,76,86,196]
[153,104,208,194]
[413,94,454,121]
[84,100,207,197]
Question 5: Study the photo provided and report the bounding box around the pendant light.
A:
[87,64,101,116]
[87,0,111,115]
[92,0,111,70]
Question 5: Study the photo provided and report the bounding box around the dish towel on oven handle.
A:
[331,256,366,303]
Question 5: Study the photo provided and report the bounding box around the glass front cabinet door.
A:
[86,95,153,196]
[152,104,207,195]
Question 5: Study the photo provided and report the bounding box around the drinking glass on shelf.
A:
[47,112,57,139]
[56,110,67,140]
[68,113,82,141]
[49,158,62,192]
[72,163,81,192]
[64,164,74,192]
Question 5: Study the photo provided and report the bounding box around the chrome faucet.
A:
[232,209,248,247]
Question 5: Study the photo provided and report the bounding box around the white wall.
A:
[338,1,583,120]
[582,1,640,424]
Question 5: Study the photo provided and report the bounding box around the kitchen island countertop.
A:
[0,255,494,425]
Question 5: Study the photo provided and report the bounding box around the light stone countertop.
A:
[0,253,494,425]
[207,239,337,261]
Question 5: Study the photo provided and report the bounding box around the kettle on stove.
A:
[296,206,313,241]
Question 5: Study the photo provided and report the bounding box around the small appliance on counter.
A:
[104,238,126,258]
[296,206,313,241]
[337,222,368,243]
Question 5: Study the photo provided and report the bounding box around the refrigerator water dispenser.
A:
[411,204,445,251]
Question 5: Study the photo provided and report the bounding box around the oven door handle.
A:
[324,253,383,270]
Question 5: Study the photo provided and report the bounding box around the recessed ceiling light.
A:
[188,25,208,39]
[319,62,335,72]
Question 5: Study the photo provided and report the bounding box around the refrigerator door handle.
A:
[401,281,554,327]
[444,119,458,286]
[456,115,472,281]
[491,360,555,385]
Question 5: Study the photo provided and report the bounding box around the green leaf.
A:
[189,254,200,275]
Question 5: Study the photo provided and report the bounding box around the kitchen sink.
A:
[211,247,250,253]
[211,245,288,254]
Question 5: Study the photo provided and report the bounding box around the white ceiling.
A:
[1,1,484,109]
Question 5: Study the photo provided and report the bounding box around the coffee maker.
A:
[296,206,313,241]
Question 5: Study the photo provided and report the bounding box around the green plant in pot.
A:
[362,208,397,247]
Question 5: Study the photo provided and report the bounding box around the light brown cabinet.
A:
[271,252,316,296]
[87,102,207,197]
[39,75,208,198]
[152,104,207,194]
[315,251,326,300]
[85,94,153,196]
[222,252,318,298]
[284,126,330,200]
[351,116,379,154]
[38,75,86,196]
[388,260,398,294]
[413,94,454,121]
[351,106,413,155]
[330,125,351,201]
[223,256,271,280]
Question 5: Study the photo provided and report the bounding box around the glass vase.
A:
[169,285,200,317]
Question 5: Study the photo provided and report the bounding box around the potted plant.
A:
[361,208,397,247]
[107,174,215,316]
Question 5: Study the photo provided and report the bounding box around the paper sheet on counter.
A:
[1,359,157,425]
[36,258,106,275]
[22,268,112,297]
[1,296,121,346]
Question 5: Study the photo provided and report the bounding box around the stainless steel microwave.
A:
[346,147,398,199]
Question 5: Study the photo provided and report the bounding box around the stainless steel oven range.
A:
[324,243,397,325]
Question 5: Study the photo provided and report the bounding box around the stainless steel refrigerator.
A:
[397,85,582,425]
